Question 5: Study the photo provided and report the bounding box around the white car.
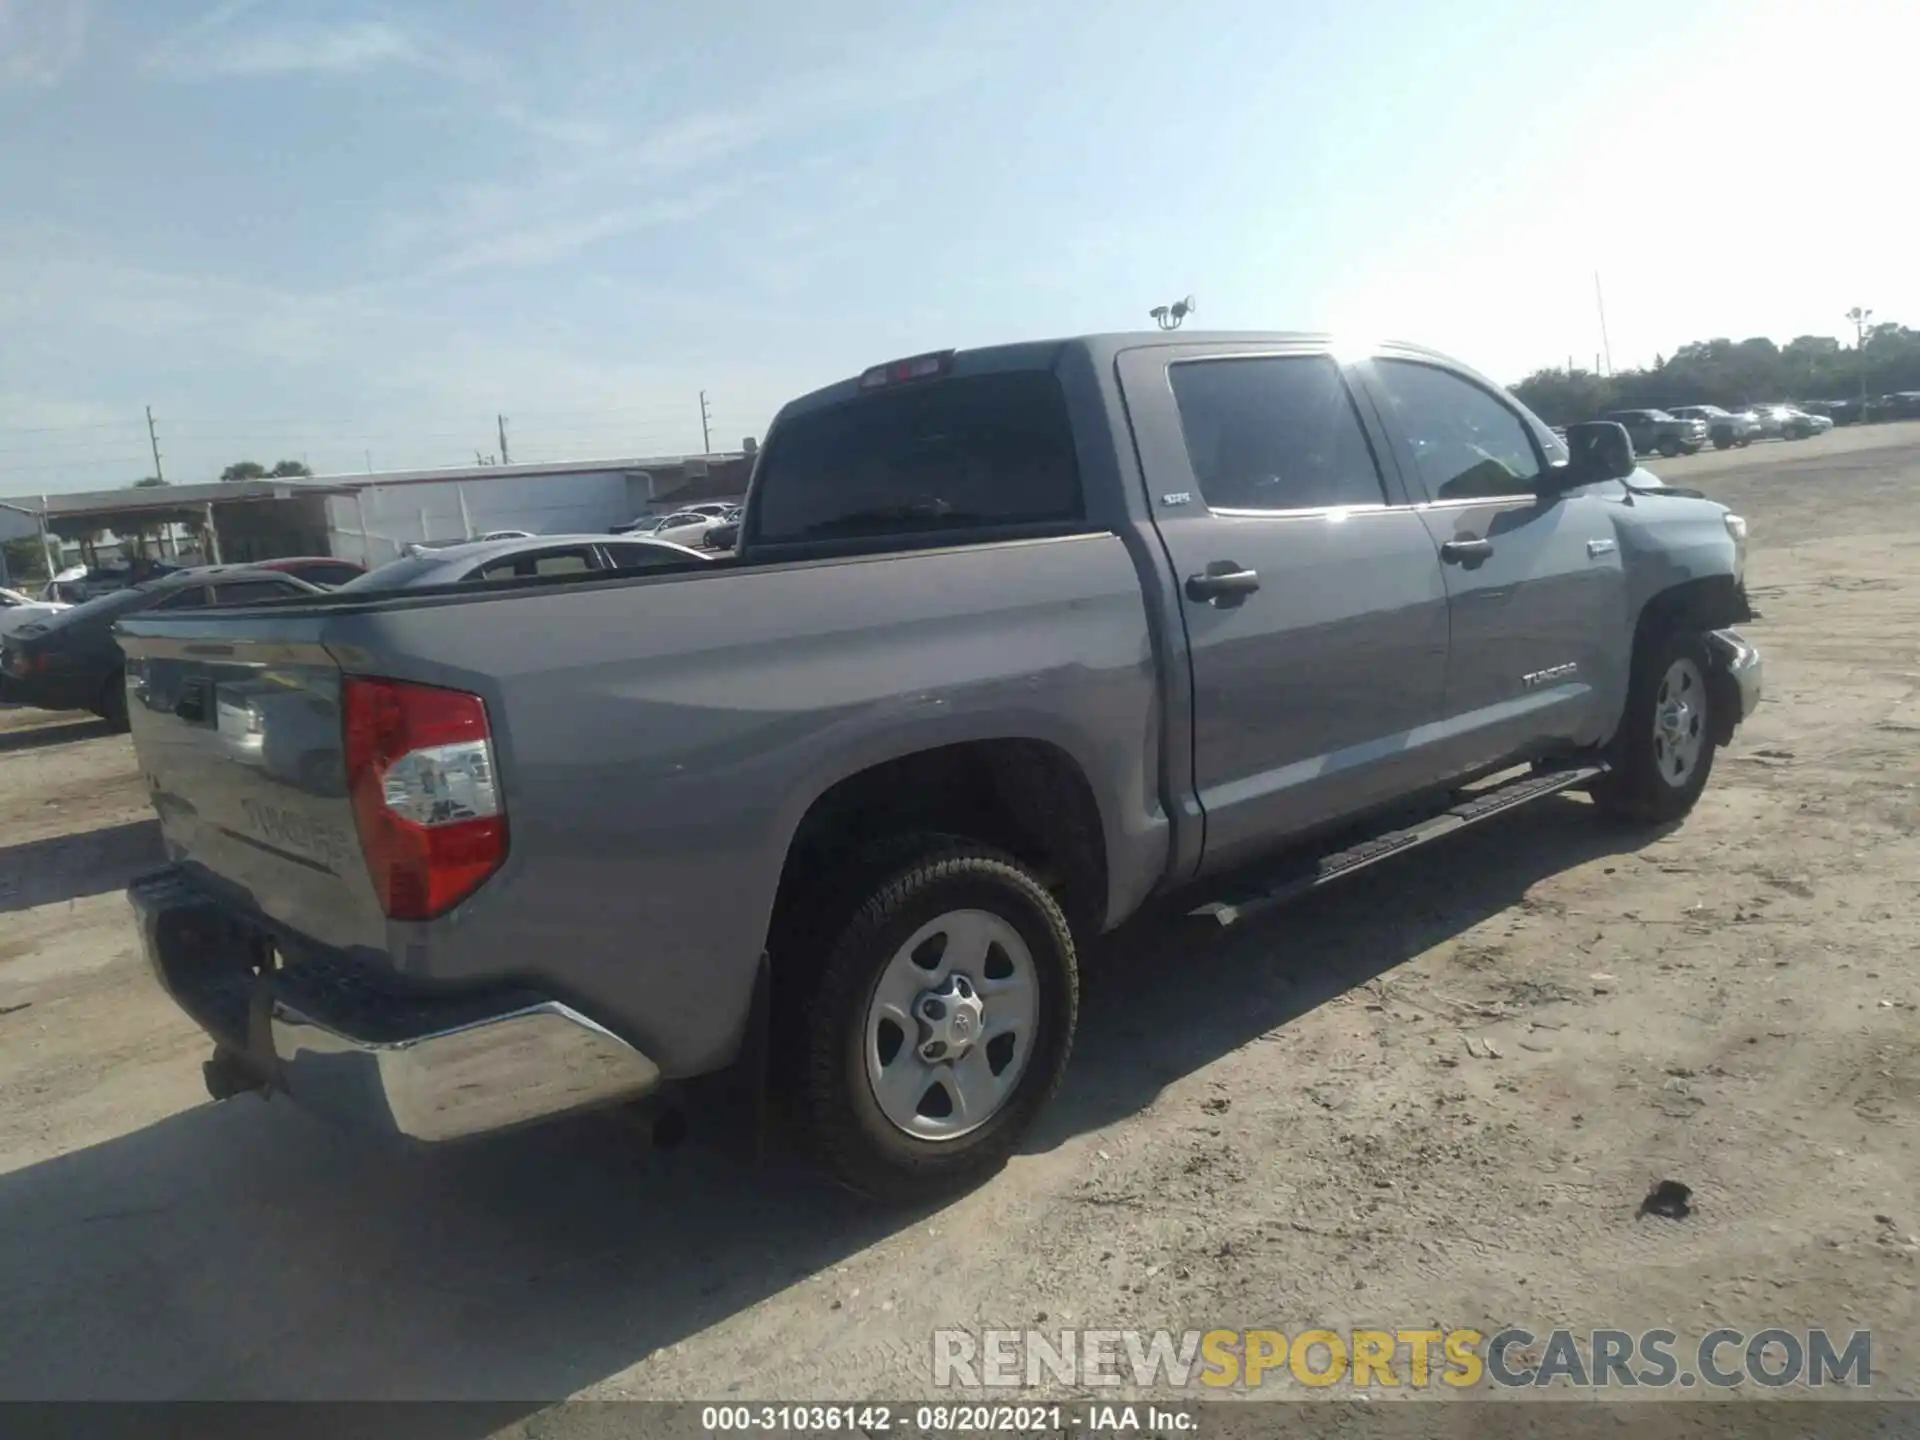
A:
[0,586,70,637]
[651,509,727,547]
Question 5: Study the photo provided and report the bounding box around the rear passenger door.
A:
[1359,358,1627,773]
[1117,345,1452,874]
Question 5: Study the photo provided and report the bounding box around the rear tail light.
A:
[343,677,506,920]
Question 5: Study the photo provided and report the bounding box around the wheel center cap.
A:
[916,975,985,1062]
[1660,700,1692,739]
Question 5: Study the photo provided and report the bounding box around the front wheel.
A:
[1592,630,1717,822]
[1712,433,1733,451]
[793,839,1078,1203]
[1656,436,1682,458]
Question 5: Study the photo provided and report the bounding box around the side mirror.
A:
[1545,420,1636,491]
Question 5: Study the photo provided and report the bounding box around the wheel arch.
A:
[766,735,1111,958]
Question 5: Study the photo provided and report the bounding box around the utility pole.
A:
[497,414,511,465]
[1593,273,1613,377]
[699,391,712,453]
[145,405,165,484]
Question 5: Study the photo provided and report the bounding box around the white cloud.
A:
[146,7,490,83]
[0,0,88,89]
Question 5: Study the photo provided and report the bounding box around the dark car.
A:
[0,565,322,729]
[252,556,368,587]
[1600,409,1709,458]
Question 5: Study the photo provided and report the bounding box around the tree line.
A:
[1511,322,1920,426]
[128,459,315,488]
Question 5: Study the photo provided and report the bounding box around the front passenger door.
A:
[1362,359,1628,775]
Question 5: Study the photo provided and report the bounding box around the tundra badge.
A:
[1522,662,1580,689]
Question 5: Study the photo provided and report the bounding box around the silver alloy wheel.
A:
[864,908,1039,1141]
[1652,656,1707,787]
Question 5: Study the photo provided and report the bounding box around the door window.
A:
[473,546,598,581]
[1375,361,1545,501]
[602,542,693,570]
[212,579,303,604]
[1166,356,1387,512]
[152,585,209,610]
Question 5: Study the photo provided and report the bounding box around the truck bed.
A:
[115,531,1167,1078]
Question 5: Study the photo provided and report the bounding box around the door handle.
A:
[1185,563,1261,606]
[1440,538,1494,566]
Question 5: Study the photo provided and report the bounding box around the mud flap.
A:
[682,951,772,1165]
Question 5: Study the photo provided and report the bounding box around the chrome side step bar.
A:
[1191,762,1607,928]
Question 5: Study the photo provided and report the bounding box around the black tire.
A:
[1656,436,1681,458]
[1712,433,1733,451]
[791,837,1078,1204]
[1737,437,1752,448]
[1591,629,1717,823]
[97,668,129,732]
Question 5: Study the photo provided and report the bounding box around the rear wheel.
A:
[1592,630,1716,823]
[789,838,1078,1203]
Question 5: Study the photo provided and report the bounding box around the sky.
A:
[1,0,1913,493]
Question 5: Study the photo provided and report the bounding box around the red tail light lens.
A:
[342,677,506,920]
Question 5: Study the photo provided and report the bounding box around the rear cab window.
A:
[748,370,1084,551]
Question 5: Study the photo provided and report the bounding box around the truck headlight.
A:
[1724,512,1748,581]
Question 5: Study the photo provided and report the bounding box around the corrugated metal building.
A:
[0,449,755,573]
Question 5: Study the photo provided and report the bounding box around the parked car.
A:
[1,565,322,728]
[118,333,1761,1203]
[37,560,185,604]
[0,586,70,637]
[1601,409,1709,458]
[1809,398,1867,425]
[250,556,368,588]
[342,533,710,590]
[650,509,728,547]
[1667,405,1757,450]
[1760,404,1831,439]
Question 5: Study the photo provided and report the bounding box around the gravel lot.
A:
[2,426,1917,1413]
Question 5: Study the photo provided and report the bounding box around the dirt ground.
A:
[2,426,1917,1413]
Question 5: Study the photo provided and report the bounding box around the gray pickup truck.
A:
[118,333,1762,1201]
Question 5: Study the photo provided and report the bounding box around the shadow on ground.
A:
[0,818,163,913]
[0,795,1659,1409]
[0,715,115,755]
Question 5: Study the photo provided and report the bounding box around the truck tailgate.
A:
[116,617,387,954]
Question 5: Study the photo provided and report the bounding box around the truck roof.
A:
[775,330,1463,421]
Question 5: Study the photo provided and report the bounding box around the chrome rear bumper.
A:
[130,868,660,1143]
[270,996,660,1143]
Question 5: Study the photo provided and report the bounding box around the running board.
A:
[1191,763,1607,928]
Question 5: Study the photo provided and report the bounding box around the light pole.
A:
[1847,307,1874,401]
[1149,296,1196,331]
